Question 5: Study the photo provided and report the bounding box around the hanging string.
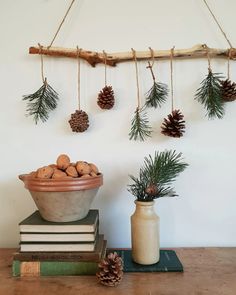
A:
[76,46,82,110]
[103,50,107,86]
[38,43,46,83]
[131,48,141,109]
[203,0,233,49]
[147,47,156,81]
[48,0,76,49]
[170,46,175,111]
[227,48,232,80]
[203,44,212,71]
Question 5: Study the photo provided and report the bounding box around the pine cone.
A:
[220,79,236,102]
[97,85,115,109]
[161,109,185,138]
[68,110,89,132]
[96,252,123,287]
[145,184,158,196]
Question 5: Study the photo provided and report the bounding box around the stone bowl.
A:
[19,174,103,222]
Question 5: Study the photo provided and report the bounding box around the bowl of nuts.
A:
[19,154,103,222]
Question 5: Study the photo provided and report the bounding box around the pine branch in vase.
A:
[128,150,188,201]
[22,79,59,124]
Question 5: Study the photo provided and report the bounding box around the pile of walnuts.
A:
[29,154,100,179]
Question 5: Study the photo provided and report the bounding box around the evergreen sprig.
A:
[128,150,188,201]
[195,70,225,119]
[23,80,59,124]
[145,81,168,108]
[129,107,152,141]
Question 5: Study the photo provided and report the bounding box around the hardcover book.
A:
[20,227,98,242]
[19,210,98,233]
[13,240,107,277]
[111,249,183,272]
[14,235,105,262]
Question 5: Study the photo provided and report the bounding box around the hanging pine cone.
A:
[161,109,185,138]
[220,79,236,102]
[97,85,115,109]
[96,252,123,287]
[68,110,89,132]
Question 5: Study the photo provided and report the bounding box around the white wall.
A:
[1,0,235,248]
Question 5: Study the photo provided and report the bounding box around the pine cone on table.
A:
[96,252,123,287]
[161,109,185,138]
[220,79,236,102]
[97,85,115,109]
[68,110,89,132]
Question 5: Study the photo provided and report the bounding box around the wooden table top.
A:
[0,248,235,295]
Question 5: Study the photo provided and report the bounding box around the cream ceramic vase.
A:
[131,200,160,265]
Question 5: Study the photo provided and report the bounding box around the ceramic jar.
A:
[131,200,160,265]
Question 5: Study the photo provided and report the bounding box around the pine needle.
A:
[128,150,188,201]
[129,107,152,141]
[195,71,225,119]
[145,81,168,108]
[23,80,59,124]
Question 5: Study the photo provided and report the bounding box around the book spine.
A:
[13,252,101,262]
[12,260,99,277]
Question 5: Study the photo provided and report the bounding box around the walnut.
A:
[80,174,91,178]
[37,166,54,179]
[89,163,99,174]
[90,171,98,177]
[76,161,92,175]
[65,166,78,178]
[56,154,70,170]
[52,169,68,179]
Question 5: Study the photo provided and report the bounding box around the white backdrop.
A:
[0,0,235,247]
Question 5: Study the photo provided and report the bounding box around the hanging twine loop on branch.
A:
[38,43,46,84]
[131,48,141,110]
[146,47,156,82]
[203,44,212,72]
[170,46,175,112]
[103,50,107,86]
[76,45,82,110]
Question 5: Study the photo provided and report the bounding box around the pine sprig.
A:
[145,81,168,108]
[23,80,59,124]
[195,70,225,119]
[128,150,188,201]
[129,107,152,141]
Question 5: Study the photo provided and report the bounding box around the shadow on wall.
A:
[0,178,36,247]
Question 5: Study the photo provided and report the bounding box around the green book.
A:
[19,210,98,233]
[12,260,99,276]
[111,249,183,272]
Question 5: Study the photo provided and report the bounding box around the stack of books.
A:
[13,209,107,277]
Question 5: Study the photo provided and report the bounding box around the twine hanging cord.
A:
[131,48,141,109]
[146,47,156,81]
[203,44,212,72]
[203,0,233,49]
[38,43,46,84]
[76,46,82,110]
[170,46,175,111]
[103,50,107,86]
[47,0,76,49]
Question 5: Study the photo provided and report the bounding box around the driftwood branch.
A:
[29,44,236,67]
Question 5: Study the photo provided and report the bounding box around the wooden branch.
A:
[29,44,236,67]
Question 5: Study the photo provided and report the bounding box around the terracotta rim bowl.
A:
[18,174,103,222]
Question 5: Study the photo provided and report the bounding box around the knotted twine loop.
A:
[38,43,46,84]
[131,48,141,110]
[146,47,156,82]
[170,46,175,111]
[203,44,212,72]
[103,50,107,86]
